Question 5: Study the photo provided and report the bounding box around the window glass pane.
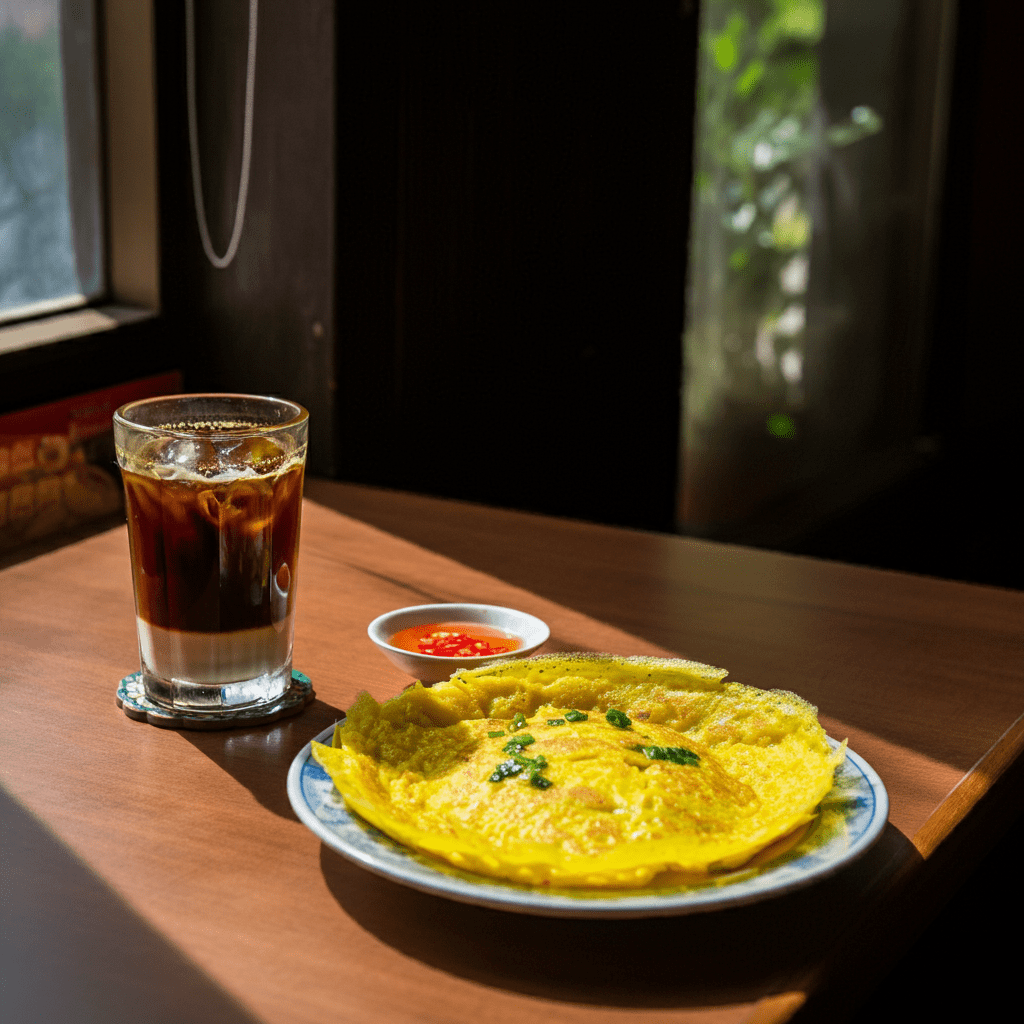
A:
[0,0,104,323]
[680,0,954,534]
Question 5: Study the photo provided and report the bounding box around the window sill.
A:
[0,305,156,358]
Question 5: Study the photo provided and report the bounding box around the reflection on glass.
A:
[0,1,103,323]
[680,0,950,535]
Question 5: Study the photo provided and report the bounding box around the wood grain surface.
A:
[3,489,1023,1024]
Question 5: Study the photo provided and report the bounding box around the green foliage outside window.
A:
[683,0,881,445]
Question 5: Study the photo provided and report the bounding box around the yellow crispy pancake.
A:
[311,654,845,888]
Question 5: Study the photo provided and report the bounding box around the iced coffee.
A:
[113,395,308,713]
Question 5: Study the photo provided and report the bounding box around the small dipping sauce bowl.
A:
[367,603,550,684]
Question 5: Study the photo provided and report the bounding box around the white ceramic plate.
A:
[287,726,888,918]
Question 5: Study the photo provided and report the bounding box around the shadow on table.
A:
[177,696,346,820]
[1,786,263,1024]
[320,822,920,1010]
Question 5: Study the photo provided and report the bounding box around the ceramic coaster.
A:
[117,669,315,730]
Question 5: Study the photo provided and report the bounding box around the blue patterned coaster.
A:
[116,669,315,730]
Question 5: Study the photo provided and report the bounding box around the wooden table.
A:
[3,481,1023,1024]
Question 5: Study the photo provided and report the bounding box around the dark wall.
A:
[332,2,697,531]
[150,0,1022,585]
[150,1,697,528]
[155,1,337,476]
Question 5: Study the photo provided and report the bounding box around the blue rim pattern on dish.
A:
[286,726,888,918]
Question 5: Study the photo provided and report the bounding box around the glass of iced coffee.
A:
[113,394,308,714]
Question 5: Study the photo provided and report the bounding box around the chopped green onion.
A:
[489,742,553,789]
[503,735,535,754]
[630,744,700,767]
[508,750,546,769]
[509,712,528,732]
[547,718,566,726]
[488,730,506,738]
[606,708,631,729]
[489,759,525,781]
[564,709,588,722]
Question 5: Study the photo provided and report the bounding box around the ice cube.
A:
[196,488,222,527]
[153,437,220,478]
[219,479,273,536]
[220,436,287,475]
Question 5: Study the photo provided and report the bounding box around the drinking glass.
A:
[113,394,308,713]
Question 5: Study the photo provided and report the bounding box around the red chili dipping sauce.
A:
[388,622,522,658]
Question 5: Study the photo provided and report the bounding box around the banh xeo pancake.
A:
[311,654,846,888]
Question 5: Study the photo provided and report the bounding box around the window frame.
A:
[0,0,159,370]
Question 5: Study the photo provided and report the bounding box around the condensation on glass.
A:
[679,0,957,535]
[0,1,104,324]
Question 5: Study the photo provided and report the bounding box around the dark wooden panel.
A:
[154,1,337,476]
[334,1,697,530]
